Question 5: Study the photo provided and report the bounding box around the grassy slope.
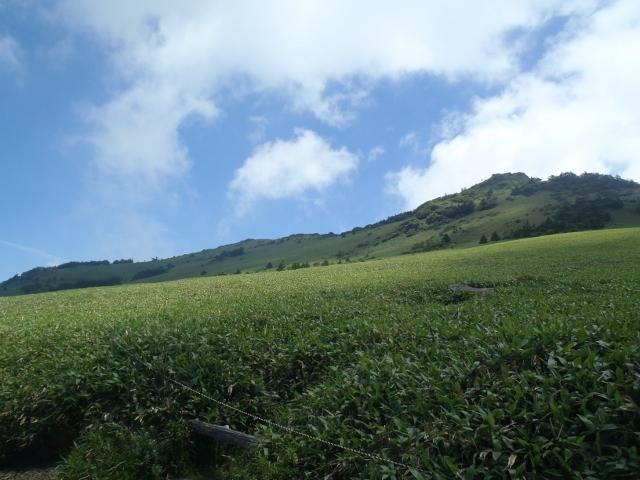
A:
[1,228,639,478]
[2,172,640,296]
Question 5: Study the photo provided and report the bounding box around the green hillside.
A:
[1,228,639,478]
[2,172,639,296]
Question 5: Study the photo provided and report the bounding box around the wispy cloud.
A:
[367,145,385,162]
[398,131,427,154]
[0,34,23,74]
[0,239,64,267]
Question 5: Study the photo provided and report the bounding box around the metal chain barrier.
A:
[110,329,429,476]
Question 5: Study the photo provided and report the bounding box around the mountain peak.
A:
[475,172,531,188]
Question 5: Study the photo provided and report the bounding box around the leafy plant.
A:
[1,228,639,478]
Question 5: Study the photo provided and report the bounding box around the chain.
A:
[111,329,428,476]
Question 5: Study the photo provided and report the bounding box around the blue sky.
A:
[1,1,639,281]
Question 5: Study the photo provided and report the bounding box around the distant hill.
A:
[2,171,639,296]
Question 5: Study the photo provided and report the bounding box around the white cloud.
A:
[229,129,358,214]
[85,82,216,184]
[56,0,588,184]
[387,0,640,209]
[399,132,418,149]
[399,131,427,154]
[0,34,22,72]
[367,145,385,162]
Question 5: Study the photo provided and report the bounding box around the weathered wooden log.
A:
[191,420,259,448]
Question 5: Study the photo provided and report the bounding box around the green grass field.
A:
[1,228,639,478]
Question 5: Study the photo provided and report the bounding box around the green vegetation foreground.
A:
[1,229,639,478]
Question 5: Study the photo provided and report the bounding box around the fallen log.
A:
[191,420,259,448]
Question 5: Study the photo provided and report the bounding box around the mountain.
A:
[2,172,639,296]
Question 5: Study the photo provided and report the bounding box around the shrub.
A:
[132,267,167,281]
[478,196,497,211]
[442,200,475,219]
[58,424,192,480]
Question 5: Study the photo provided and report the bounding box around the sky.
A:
[1,0,639,281]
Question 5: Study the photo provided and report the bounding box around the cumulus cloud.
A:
[388,0,640,209]
[0,34,22,72]
[229,129,358,214]
[86,82,216,184]
[56,0,586,184]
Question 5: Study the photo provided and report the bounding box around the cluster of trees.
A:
[212,247,245,262]
[359,184,504,237]
[365,191,488,238]
[131,267,167,280]
[149,256,358,278]
[412,199,477,228]
[47,258,134,270]
[264,258,332,272]
[7,267,46,282]
[400,219,422,236]
[441,200,476,218]
[512,172,637,196]
[131,263,174,281]
[57,260,110,269]
[478,191,498,211]
[365,211,413,229]
[409,232,453,253]
[6,258,135,292]
[273,261,310,271]
[289,261,310,270]
[20,277,123,295]
[479,231,501,244]
[509,196,622,239]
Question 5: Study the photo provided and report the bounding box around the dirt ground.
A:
[0,469,57,480]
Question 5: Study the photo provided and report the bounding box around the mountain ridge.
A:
[2,171,639,296]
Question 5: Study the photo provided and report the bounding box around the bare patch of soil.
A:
[0,469,56,480]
